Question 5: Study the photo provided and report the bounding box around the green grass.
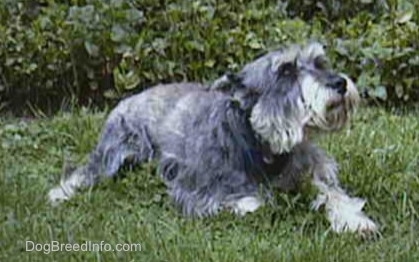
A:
[1,106,418,262]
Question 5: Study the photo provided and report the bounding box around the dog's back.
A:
[106,83,207,135]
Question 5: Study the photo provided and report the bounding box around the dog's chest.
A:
[247,149,291,182]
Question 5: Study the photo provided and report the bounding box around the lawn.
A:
[1,106,418,261]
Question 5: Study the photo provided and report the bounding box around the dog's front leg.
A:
[297,143,378,234]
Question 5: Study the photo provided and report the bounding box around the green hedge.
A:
[0,0,418,114]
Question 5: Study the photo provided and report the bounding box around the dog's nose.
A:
[329,76,347,95]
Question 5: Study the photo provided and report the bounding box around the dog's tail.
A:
[47,154,102,205]
[48,115,155,205]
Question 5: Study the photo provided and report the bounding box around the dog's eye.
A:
[314,56,330,70]
[278,62,296,76]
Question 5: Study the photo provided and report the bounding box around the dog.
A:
[48,42,377,234]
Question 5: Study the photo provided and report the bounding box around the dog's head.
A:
[211,42,360,154]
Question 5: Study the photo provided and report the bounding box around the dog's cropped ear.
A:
[226,72,244,87]
[209,72,245,92]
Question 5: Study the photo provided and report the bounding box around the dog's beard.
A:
[250,94,308,154]
[301,74,359,131]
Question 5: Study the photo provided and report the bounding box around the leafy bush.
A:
[278,0,387,21]
[280,0,419,103]
[0,0,144,114]
[0,0,418,115]
[329,11,419,102]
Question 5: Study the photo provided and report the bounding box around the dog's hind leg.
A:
[161,156,264,217]
[48,115,155,204]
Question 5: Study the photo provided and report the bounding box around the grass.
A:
[1,106,418,262]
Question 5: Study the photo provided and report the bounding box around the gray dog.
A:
[49,42,377,234]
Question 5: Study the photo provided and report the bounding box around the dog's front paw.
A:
[48,186,71,206]
[328,207,378,234]
[224,196,263,216]
[323,192,378,234]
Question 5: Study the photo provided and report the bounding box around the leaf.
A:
[114,44,132,55]
[46,80,53,89]
[26,63,38,73]
[395,11,413,24]
[114,69,140,91]
[335,44,350,56]
[5,58,15,66]
[204,59,215,68]
[395,83,404,98]
[103,89,118,99]
[248,40,263,49]
[125,9,144,23]
[89,81,98,91]
[68,5,95,23]
[186,40,204,52]
[111,25,127,43]
[408,55,419,65]
[84,41,99,57]
[110,0,124,7]
[403,78,415,89]
[39,17,51,30]
[68,6,79,20]
[370,86,388,100]
[153,194,162,203]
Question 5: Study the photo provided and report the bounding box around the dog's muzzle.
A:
[327,75,347,96]
[325,75,350,111]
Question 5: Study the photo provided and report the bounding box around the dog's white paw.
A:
[321,192,378,234]
[47,174,83,205]
[328,206,378,234]
[48,186,71,206]
[225,196,263,216]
